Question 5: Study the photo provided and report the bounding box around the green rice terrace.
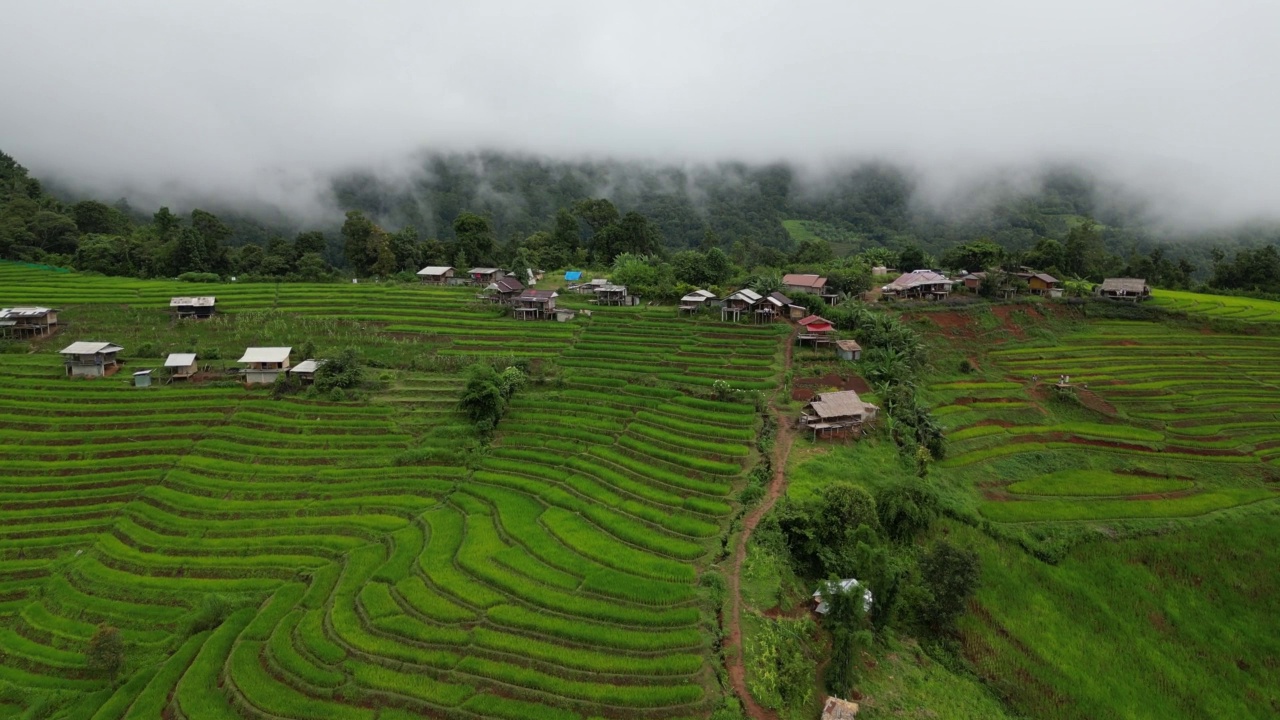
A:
[1,261,1279,719]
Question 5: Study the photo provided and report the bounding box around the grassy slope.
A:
[752,294,1280,718]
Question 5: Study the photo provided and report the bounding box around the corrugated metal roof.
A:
[60,341,123,355]
[290,359,324,374]
[165,353,197,367]
[883,270,952,291]
[519,289,558,300]
[681,289,716,302]
[169,296,215,307]
[807,390,873,419]
[416,266,453,276]
[238,347,292,363]
[798,314,832,327]
[835,340,862,352]
[1100,278,1148,293]
[0,307,54,318]
[769,291,793,305]
[596,284,627,293]
[783,273,827,288]
[469,267,501,274]
[727,289,762,303]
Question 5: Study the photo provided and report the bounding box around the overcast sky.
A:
[2,0,1277,226]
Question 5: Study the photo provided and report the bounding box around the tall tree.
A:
[452,212,494,267]
[341,210,377,274]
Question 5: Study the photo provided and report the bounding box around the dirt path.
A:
[725,332,797,720]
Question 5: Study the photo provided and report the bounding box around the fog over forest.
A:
[2,1,1278,231]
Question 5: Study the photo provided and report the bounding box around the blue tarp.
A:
[565,271,583,281]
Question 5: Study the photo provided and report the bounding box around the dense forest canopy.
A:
[5,148,1280,296]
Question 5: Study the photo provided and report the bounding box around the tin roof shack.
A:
[1017,272,1060,297]
[797,314,836,346]
[783,273,838,304]
[679,289,717,315]
[721,289,762,322]
[164,353,198,381]
[289,359,325,384]
[486,277,525,305]
[769,291,806,320]
[835,339,862,361]
[0,307,59,338]
[60,341,123,378]
[514,289,559,320]
[170,296,216,319]
[238,347,292,386]
[800,390,878,439]
[958,271,986,292]
[416,266,455,284]
[881,270,952,300]
[813,578,873,615]
[1097,277,1151,302]
[570,277,608,294]
[468,267,506,286]
[822,697,860,719]
[133,370,153,387]
[594,284,632,306]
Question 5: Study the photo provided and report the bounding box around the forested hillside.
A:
[6,149,1280,296]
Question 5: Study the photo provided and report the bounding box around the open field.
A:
[0,262,780,718]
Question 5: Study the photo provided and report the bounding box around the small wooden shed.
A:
[132,369,153,388]
[60,341,123,378]
[799,390,878,439]
[416,266,455,285]
[468,267,506,286]
[721,289,762,322]
[170,296,216,319]
[1097,277,1151,301]
[835,339,862,361]
[514,289,558,320]
[679,289,717,315]
[164,353,198,380]
[289,359,324,384]
[594,284,631,306]
[0,306,59,338]
[238,347,292,385]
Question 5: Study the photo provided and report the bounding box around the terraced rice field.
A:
[0,262,781,718]
[932,320,1280,523]
[1151,288,1280,324]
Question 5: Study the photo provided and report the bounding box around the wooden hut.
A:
[238,347,292,385]
[164,353,198,380]
[1097,278,1151,301]
[799,390,878,439]
[679,289,717,315]
[721,289,762,322]
[835,339,862,361]
[132,370,153,388]
[769,291,805,320]
[468,268,506,286]
[514,289,558,320]
[797,315,836,346]
[881,270,952,300]
[60,341,123,378]
[170,296,216,319]
[822,697,861,719]
[783,273,837,303]
[0,307,59,338]
[594,284,630,306]
[416,266,455,284]
[488,277,526,304]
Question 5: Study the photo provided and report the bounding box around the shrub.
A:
[177,271,220,282]
[87,623,125,679]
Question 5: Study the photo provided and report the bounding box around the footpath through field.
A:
[725,330,795,720]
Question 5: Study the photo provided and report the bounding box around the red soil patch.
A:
[1120,468,1192,480]
[990,305,1029,338]
[925,311,979,339]
[1075,389,1118,417]
[791,372,871,401]
[982,489,1014,502]
[1164,445,1249,457]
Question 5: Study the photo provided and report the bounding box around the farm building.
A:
[170,296,216,319]
[238,347,292,385]
[570,278,609,294]
[514,289,559,320]
[487,277,525,304]
[468,267,506,286]
[822,697,860,719]
[769,291,806,320]
[797,314,836,345]
[289,359,325,384]
[594,284,632,306]
[132,370,153,387]
[813,578,873,615]
[0,306,58,338]
[721,289,762,322]
[836,339,862,361]
[164,353,198,380]
[416,266,455,284]
[60,341,123,378]
[882,270,953,300]
[1097,277,1151,301]
[783,273,837,303]
[679,289,717,314]
[958,271,986,292]
[799,390,878,438]
[1017,272,1061,297]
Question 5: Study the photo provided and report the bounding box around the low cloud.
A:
[2,0,1277,229]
